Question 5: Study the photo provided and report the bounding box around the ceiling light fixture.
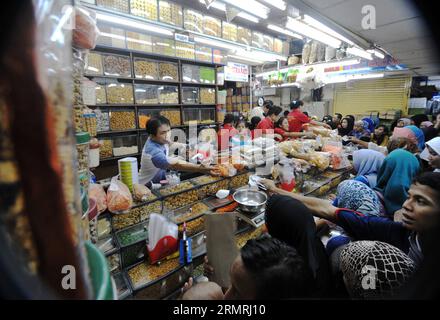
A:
[325,73,384,84]
[303,15,354,45]
[199,0,260,23]
[267,24,303,39]
[222,0,270,19]
[367,49,385,59]
[286,17,341,48]
[228,54,265,64]
[96,12,173,36]
[347,47,373,60]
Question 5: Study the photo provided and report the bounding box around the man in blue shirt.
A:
[261,172,440,267]
[139,116,218,186]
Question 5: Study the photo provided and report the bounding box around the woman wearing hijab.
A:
[338,117,354,137]
[265,194,333,297]
[421,121,438,143]
[349,120,371,140]
[362,117,375,133]
[420,137,440,172]
[333,180,382,216]
[397,118,412,127]
[340,241,416,299]
[406,125,425,151]
[374,149,421,217]
[411,114,429,128]
[370,125,389,147]
[352,149,385,188]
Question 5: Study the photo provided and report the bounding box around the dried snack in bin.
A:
[173,202,210,224]
[106,84,134,104]
[126,31,152,52]
[100,139,113,158]
[176,41,195,60]
[158,62,178,81]
[107,178,133,213]
[97,216,112,239]
[107,253,121,273]
[159,1,183,26]
[236,227,264,248]
[163,189,199,210]
[128,258,180,289]
[134,59,158,80]
[200,88,215,104]
[103,54,132,77]
[178,216,205,237]
[230,172,251,189]
[203,16,221,37]
[85,52,103,75]
[130,0,158,20]
[112,207,141,230]
[95,83,107,104]
[97,0,129,13]
[110,111,136,130]
[160,110,180,127]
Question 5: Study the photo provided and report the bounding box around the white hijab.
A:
[420,137,440,172]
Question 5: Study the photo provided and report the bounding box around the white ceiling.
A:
[297,0,440,76]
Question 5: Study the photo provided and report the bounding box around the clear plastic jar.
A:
[76,132,90,171]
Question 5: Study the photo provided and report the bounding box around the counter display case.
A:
[115,220,149,268]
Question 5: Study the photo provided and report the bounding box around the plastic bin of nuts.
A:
[222,22,237,42]
[95,108,110,132]
[158,62,178,81]
[237,26,252,46]
[112,135,138,157]
[158,85,179,104]
[166,201,211,224]
[152,37,175,57]
[182,87,199,104]
[126,31,153,52]
[102,54,132,77]
[159,181,199,211]
[99,138,113,159]
[130,0,158,20]
[175,41,195,60]
[97,213,112,240]
[94,81,107,105]
[252,32,264,49]
[115,220,149,268]
[159,0,183,27]
[182,64,200,83]
[106,82,134,105]
[85,52,103,76]
[112,194,161,231]
[97,0,129,13]
[113,271,132,300]
[191,175,229,199]
[96,23,126,49]
[128,259,191,300]
[134,58,158,80]
[199,67,215,84]
[229,171,252,190]
[195,45,212,63]
[134,84,159,105]
[200,88,215,104]
[235,226,265,249]
[184,9,203,33]
[109,110,136,131]
[178,215,205,237]
[203,16,221,37]
[106,250,122,274]
[160,109,181,127]
[183,108,199,125]
[263,35,274,52]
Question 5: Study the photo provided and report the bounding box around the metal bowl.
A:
[233,189,268,213]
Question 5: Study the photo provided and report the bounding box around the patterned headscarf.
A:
[336,180,381,216]
[340,241,416,299]
[406,125,425,151]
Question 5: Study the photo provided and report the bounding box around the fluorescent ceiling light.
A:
[268,24,303,39]
[347,47,373,60]
[303,15,354,45]
[320,58,360,69]
[96,12,173,36]
[260,0,286,11]
[367,49,385,59]
[228,54,264,64]
[286,17,341,48]
[325,73,384,84]
[199,0,260,23]
[194,36,242,51]
[222,0,270,19]
[235,49,287,61]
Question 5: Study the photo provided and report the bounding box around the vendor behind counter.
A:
[139,116,218,187]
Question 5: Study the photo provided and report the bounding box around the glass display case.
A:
[263,35,274,52]
[199,67,215,84]
[182,64,200,83]
[134,84,159,105]
[112,135,138,156]
[159,0,183,27]
[213,49,227,65]
[85,52,103,76]
[106,82,134,104]
[109,110,136,131]
[113,272,132,300]
[97,235,118,255]
[152,36,175,57]
[222,22,237,42]
[130,0,158,20]
[158,85,179,104]
[203,16,221,37]
[252,32,264,49]
[126,31,153,52]
[115,221,148,268]
[96,23,126,49]
[182,87,199,104]
[97,213,112,240]
[99,138,113,159]
[141,133,148,147]
[134,58,158,80]
[166,201,210,224]
[175,41,195,60]
[94,80,107,104]
[184,9,203,33]
[237,26,252,46]
[158,62,179,81]
[195,45,212,63]
[102,53,132,77]
[183,108,199,125]
[159,181,199,211]
[94,108,110,132]
[200,88,215,104]
[96,0,129,13]
[200,108,216,124]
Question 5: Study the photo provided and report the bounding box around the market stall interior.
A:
[1,0,440,300]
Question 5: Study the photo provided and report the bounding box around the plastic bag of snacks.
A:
[147,213,179,264]
[133,183,153,202]
[107,177,133,213]
[89,183,107,213]
[73,7,100,50]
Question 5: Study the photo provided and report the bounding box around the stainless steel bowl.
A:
[233,189,268,213]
